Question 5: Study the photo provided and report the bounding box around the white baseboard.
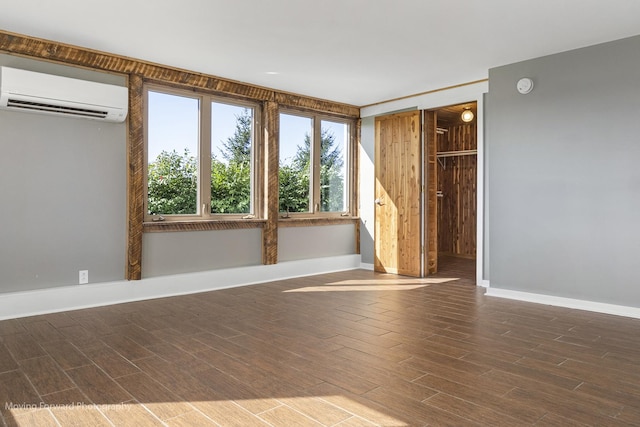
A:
[478,279,491,288]
[485,288,640,320]
[360,262,374,271]
[0,255,362,321]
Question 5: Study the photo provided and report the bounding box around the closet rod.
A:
[436,149,477,158]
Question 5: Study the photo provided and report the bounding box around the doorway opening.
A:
[428,102,477,280]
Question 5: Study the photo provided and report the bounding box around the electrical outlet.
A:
[79,270,89,284]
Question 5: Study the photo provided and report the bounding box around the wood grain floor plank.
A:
[425,333,523,363]
[402,351,490,379]
[534,412,591,427]
[277,396,353,426]
[461,350,583,390]
[308,382,417,426]
[227,350,324,391]
[18,356,74,396]
[146,342,210,373]
[151,328,212,354]
[5,410,60,427]
[21,320,64,343]
[6,408,58,427]
[484,368,624,417]
[257,404,324,427]
[74,316,118,337]
[42,388,112,426]
[2,333,46,360]
[165,410,220,426]
[100,402,164,426]
[574,381,640,408]
[134,356,219,402]
[195,367,281,415]
[414,373,545,423]
[0,342,18,374]
[36,312,77,329]
[194,346,273,385]
[65,363,133,404]
[39,339,91,370]
[616,405,640,425]
[116,372,193,421]
[81,342,141,379]
[425,392,522,427]
[112,324,166,348]
[56,324,101,349]
[0,370,41,423]
[330,346,423,382]
[101,333,155,361]
[0,319,26,336]
[363,386,482,426]
[329,332,405,356]
[333,415,379,426]
[191,399,271,426]
[505,387,632,426]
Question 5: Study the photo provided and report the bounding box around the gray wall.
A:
[143,229,263,278]
[0,54,127,292]
[279,224,356,262]
[487,35,640,307]
[144,224,357,277]
[482,92,490,280]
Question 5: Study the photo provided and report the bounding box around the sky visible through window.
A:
[147,91,346,166]
[147,91,198,162]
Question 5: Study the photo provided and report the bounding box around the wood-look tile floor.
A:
[2,256,640,426]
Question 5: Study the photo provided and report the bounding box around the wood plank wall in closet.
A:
[437,123,477,258]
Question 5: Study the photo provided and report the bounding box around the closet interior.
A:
[434,102,477,260]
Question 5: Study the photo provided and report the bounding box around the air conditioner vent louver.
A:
[7,99,109,118]
[0,67,128,123]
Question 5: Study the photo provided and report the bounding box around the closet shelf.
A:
[436,149,477,158]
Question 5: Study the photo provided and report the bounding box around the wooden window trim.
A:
[143,219,266,233]
[278,217,359,228]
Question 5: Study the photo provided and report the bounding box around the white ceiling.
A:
[2,0,640,106]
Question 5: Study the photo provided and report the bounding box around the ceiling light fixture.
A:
[461,108,474,123]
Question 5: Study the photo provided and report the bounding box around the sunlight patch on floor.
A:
[284,284,430,293]
[284,277,459,293]
[5,395,408,426]
[328,278,460,285]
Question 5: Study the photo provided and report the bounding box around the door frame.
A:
[361,81,488,286]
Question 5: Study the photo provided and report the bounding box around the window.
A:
[145,86,260,221]
[279,112,351,216]
[210,101,254,214]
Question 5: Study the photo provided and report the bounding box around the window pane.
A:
[147,91,199,215]
[211,102,253,214]
[320,120,348,212]
[279,113,312,213]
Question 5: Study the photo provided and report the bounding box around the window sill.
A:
[277,216,360,227]
[143,218,266,233]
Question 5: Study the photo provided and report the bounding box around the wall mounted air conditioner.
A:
[0,66,128,123]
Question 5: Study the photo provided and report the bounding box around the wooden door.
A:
[374,111,422,277]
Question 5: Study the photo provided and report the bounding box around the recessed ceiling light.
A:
[461,109,474,123]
